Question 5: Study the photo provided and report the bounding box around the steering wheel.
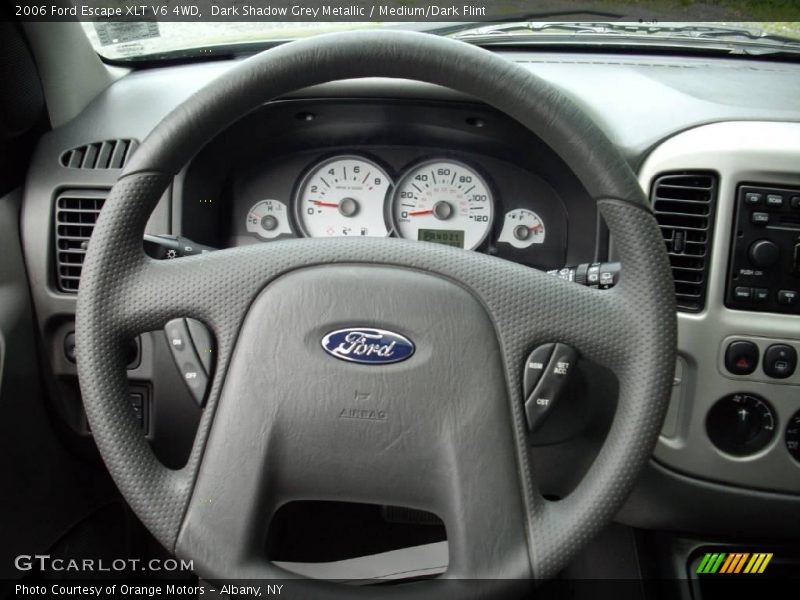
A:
[75,31,675,595]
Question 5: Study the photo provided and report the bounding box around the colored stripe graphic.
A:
[696,553,713,573]
[744,554,760,573]
[697,553,726,574]
[697,552,773,574]
[745,553,773,574]
[719,554,735,573]
[735,553,748,573]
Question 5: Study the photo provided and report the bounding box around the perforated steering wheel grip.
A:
[76,31,676,595]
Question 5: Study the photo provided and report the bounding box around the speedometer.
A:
[391,160,493,250]
[295,155,392,238]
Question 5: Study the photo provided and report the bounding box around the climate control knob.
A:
[749,239,780,268]
[706,393,776,456]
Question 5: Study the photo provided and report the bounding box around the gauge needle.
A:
[408,209,433,216]
[528,223,543,232]
[311,201,339,208]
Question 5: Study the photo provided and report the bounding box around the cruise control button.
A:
[763,344,797,379]
[724,340,759,375]
[523,343,555,399]
[165,319,189,352]
[548,344,578,380]
[524,343,578,431]
[186,318,214,376]
[165,318,210,406]
[181,361,209,404]
[128,392,147,433]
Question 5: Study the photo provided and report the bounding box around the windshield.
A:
[71,1,800,61]
[81,22,392,59]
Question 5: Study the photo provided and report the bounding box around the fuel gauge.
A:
[498,208,545,249]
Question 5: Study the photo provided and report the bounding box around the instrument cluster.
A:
[242,152,558,259]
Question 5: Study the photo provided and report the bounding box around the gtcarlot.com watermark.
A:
[10,555,288,597]
[15,554,194,573]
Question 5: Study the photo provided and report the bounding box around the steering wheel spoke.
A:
[75,31,676,592]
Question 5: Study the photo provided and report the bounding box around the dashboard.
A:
[241,153,545,254]
[231,149,564,260]
[177,99,588,270]
[18,50,800,543]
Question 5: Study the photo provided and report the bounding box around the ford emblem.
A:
[321,328,415,365]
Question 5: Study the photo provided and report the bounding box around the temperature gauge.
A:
[498,208,546,249]
[246,199,292,240]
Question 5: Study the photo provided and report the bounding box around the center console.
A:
[726,183,800,313]
[636,121,800,508]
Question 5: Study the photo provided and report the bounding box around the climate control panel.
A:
[706,393,776,456]
[726,184,800,314]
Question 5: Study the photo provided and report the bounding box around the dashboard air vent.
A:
[650,172,718,312]
[54,190,107,293]
[60,139,138,169]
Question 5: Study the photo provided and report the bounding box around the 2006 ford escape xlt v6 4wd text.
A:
[2,2,800,598]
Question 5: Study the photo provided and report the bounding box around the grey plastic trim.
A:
[638,121,800,494]
[21,22,128,128]
[274,542,448,583]
[617,459,800,538]
[717,335,800,387]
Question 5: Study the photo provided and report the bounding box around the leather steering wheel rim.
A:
[76,30,676,595]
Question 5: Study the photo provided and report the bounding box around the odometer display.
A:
[417,229,465,248]
[391,159,493,251]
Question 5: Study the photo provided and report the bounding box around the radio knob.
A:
[749,239,780,268]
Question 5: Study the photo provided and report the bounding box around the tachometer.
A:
[391,160,493,250]
[246,199,292,240]
[295,156,392,238]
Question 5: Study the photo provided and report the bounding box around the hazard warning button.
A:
[724,340,759,376]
